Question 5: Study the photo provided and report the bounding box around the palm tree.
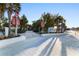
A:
[0,4,6,29]
[6,4,13,36]
[13,3,21,36]
[54,15,66,32]
[6,3,21,36]
[0,4,6,20]
[13,3,21,12]
[41,13,54,32]
[20,15,28,32]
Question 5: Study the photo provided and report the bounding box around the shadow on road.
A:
[0,35,56,56]
[61,41,67,56]
[60,33,79,56]
[39,37,57,56]
[1,33,79,56]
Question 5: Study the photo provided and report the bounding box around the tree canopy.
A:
[32,12,66,33]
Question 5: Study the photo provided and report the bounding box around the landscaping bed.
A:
[0,35,26,48]
[0,35,20,40]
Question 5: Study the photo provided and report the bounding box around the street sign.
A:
[11,16,20,26]
[40,20,45,28]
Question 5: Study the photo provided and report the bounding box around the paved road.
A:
[0,34,57,56]
[0,31,79,56]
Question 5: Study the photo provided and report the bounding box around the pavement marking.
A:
[16,37,53,56]
[16,36,59,56]
[44,37,57,56]
[34,37,53,56]
[50,38,61,56]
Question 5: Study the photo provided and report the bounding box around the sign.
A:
[11,16,20,26]
[40,20,45,28]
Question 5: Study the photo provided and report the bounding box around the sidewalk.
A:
[0,31,40,49]
[0,36,25,48]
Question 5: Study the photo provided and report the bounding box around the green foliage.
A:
[3,17,9,27]
[13,3,21,12]
[19,14,28,33]
[42,13,54,31]
[0,3,6,20]
[32,20,41,32]
[54,15,66,32]
[7,3,21,35]
[32,12,67,33]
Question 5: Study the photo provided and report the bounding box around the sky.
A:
[7,3,79,28]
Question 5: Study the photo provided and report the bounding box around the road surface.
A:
[0,31,79,56]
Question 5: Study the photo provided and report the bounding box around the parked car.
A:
[48,27,56,33]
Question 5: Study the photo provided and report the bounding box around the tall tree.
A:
[41,13,54,32]
[54,15,66,32]
[32,13,67,33]
[32,20,41,32]
[6,3,21,36]
[19,15,28,32]
[0,4,6,30]
[0,4,6,20]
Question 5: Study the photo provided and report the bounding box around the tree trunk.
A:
[8,10,11,36]
[15,16,18,36]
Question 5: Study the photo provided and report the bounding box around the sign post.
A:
[11,12,20,36]
[15,12,20,36]
[40,20,45,33]
[5,27,9,37]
